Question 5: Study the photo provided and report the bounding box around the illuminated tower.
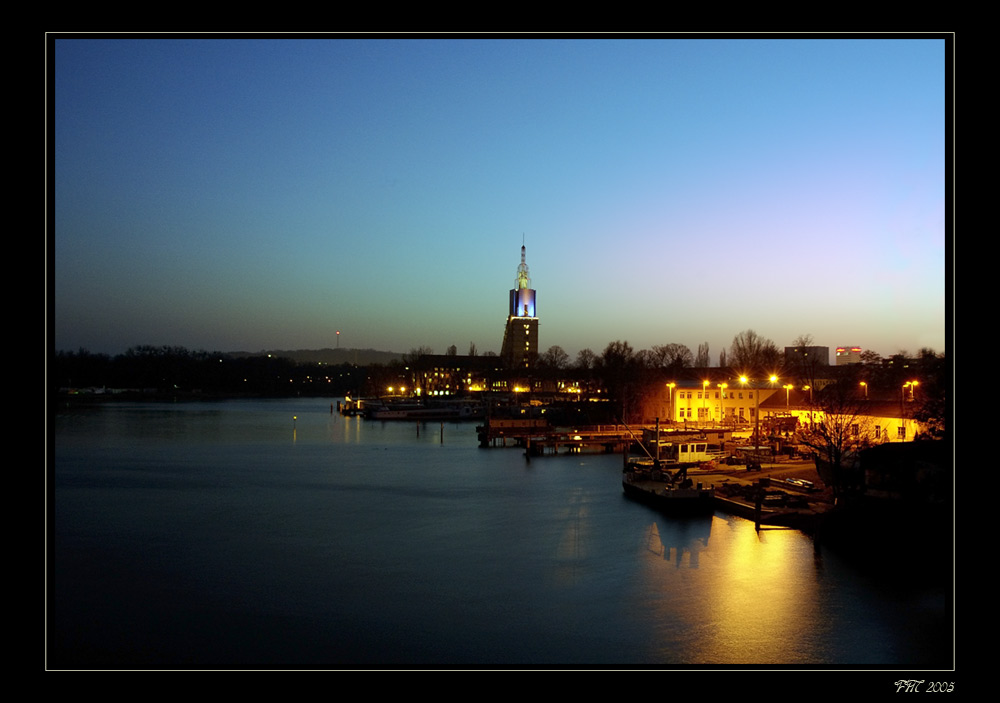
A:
[500,244,539,369]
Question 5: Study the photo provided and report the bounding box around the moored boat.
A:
[622,461,716,516]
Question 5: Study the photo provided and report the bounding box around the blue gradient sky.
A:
[53,37,947,361]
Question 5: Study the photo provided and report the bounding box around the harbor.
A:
[52,397,952,668]
[623,452,833,530]
[472,414,835,530]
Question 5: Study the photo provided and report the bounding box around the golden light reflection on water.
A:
[636,515,823,664]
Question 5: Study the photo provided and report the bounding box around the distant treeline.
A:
[53,337,948,408]
[53,346,364,397]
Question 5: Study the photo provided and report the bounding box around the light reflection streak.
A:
[635,515,823,664]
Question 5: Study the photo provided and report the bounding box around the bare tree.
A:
[633,348,657,369]
[403,346,434,365]
[788,333,822,387]
[797,382,877,497]
[860,349,881,365]
[651,343,693,370]
[695,342,711,367]
[575,348,596,371]
[597,340,640,421]
[539,345,570,370]
[729,329,780,374]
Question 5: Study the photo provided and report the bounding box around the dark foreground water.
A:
[50,399,952,669]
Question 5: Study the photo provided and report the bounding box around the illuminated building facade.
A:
[835,346,863,365]
[500,245,539,369]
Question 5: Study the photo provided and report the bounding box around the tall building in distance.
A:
[500,244,539,369]
[835,346,862,365]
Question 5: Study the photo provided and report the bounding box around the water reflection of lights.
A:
[644,519,712,568]
[639,516,822,664]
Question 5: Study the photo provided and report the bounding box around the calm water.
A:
[50,399,952,669]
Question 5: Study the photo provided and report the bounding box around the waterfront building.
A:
[644,377,780,426]
[406,354,503,396]
[643,374,931,443]
[500,244,539,369]
[758,389,928,443]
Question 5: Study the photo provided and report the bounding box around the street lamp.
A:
[717,383,728,426]
[739,376,750,430]
[702,380,710,425]
[740,374,789,468]
[666,382,676,422]
[860,381,868,399]
[739,375,778,451]
[783,384,793,406]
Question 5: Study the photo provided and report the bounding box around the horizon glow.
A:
[53,36,948,362]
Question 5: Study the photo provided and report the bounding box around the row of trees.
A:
[528,332,946,429]
[53,346,363,396]
[527,330,942,385]
[55,331,945,410]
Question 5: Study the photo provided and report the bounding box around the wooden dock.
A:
[477,418,636,453]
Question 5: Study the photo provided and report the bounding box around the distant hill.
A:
[227,348,404,366]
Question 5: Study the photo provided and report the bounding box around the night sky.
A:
[53,36,948,361]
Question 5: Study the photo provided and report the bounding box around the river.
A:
[50,398,952,670]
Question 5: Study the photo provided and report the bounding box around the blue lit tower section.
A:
[501,245,539,369]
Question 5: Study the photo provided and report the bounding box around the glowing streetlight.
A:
[738,375,778,450]
[900,381,919,440]
[666,382,676,422]
[783,384,793,406]
[860,381,868,399]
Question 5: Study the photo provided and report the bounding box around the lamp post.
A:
[739,375,778,464]
[739,376,750,430]
[783,384,793,406]
[900,381,919,440]
[666,382,676,423]
[703,380,709,426]
[860,381,868,399]
[901,382,910,440]
[717,383,728,426]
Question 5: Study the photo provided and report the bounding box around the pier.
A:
[477,418,637,453]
